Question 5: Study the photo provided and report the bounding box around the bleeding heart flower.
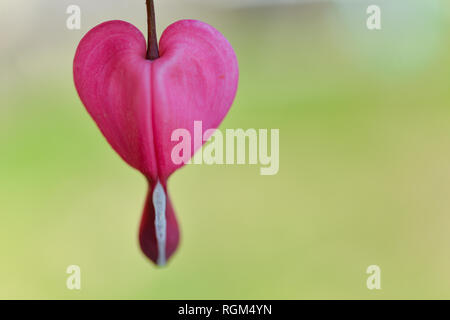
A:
[73,1,239,266]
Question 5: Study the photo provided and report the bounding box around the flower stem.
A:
[146,0,159,60]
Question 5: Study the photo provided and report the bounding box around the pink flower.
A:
[73,18,238,265]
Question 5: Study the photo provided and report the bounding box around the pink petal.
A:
[153,19,239,180]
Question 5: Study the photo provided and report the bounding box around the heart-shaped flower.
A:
[73,13,238,265]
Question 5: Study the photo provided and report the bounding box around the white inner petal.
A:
[152,181,167,266]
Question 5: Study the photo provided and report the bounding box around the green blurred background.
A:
[1,0,450,299]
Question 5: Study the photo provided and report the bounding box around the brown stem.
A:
[146,0,159,60]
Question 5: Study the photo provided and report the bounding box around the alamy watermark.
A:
[366,265,381,290]
[171,121,279,175]
[366,5,381,30]
[66,265,81,290]
[66,5,81,30]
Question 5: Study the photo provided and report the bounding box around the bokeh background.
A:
[1,0,450,299]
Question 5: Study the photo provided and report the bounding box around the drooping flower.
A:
[73,7,238,265]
